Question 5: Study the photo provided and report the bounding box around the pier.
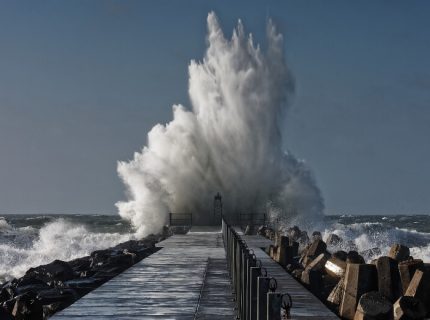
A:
[52,221,338,319]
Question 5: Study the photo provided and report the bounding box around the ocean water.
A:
[1,214,429,283]
[0,214,135,283]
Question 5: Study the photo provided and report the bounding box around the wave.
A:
[0,218,133,282]
[320,221,430,261]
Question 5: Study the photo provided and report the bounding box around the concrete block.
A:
[404,269,430,314]
[353,291,392,320]
[325,256,347,279]
[339,264,378,320]
[388,244,410,262]
[307,239,327,258]
[327,277,345,306]
[375,256,402,301]
[398,259,424,294]
[393,296,426,320]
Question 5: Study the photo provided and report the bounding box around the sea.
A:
[1,214,430,283]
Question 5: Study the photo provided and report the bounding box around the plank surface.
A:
[241,234,339,319]
[52,228,235,319]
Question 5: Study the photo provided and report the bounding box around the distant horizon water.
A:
[1,213,430,283]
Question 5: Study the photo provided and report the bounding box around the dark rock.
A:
[68,256,91,273]
[311,231,322,242]
[292,268,304,279]
[23,260,75,284]
[257,225,267,236]
[298,231,309,244]
[326,234,342,246]
[333,250,348,261]
[0,306,13,320]
[360,248,382,261]
[389,244,410,262]
[288,226,301,241]
[347,251,365,264]
[36,288,78,305]
[12,293,43,320]
[354,291,392,320]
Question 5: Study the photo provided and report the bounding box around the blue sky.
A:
[0,0,429,215]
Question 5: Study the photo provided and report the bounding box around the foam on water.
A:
[0,217,133,282]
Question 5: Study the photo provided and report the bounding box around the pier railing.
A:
[222,218,292,320]
[238,212,267,229]
[169,212,192,226]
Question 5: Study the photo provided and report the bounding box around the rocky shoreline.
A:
[251,225,430,319]
[0,231,168,320]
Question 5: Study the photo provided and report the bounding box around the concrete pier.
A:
[53,225,338,319]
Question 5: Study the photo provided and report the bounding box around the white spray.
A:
[116,13,324,237]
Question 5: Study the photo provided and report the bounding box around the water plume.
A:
[116,12,324,237]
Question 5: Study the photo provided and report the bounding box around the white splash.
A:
[116,12,324,236]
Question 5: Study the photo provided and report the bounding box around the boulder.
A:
[12,293,43,320]
[67,256,91,273]
[23,260,75,284]
[311,231,322,242]
[301,253,330,297]
[0,307,13,320]
[360,248,382,261]
[347,251,365,264]
[353,291,392,320]
[326,233,342,246]
[393,296,427,320]
[333,250,348,261]
[388,244,410,262]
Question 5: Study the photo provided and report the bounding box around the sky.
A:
[0,0,429,215]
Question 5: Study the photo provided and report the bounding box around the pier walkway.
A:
[53,227,234,319]
[53,226,338,319]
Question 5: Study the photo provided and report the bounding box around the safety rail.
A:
[239,212,267,228]
[222,218,292,320]
[169,212,192,226]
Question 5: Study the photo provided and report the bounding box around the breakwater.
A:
[0,231,167,319]
[255,224,430,319]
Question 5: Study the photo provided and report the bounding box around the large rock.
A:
[353,291,392,320]
[0,307,13,320]
[307,239,327,258]
[339,264,378,320]
[375,256,402,301]
[23,260,75,284]
[388,244,410,262]
[326,233,342,246]
[11,293,43,320]
[347,251,365,264]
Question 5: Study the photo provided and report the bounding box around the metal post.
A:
[257,277,270,320]
[249,266,262,320]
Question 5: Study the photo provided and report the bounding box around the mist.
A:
[116,12,324,237]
